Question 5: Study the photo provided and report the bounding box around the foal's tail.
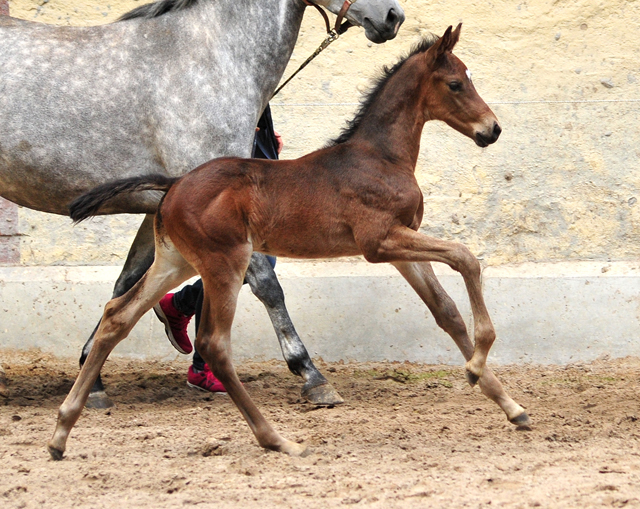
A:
[69,174,179,223]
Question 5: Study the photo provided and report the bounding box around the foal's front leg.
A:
[367,227,496,384]
[392,261,530,427]
[244,253,343,406]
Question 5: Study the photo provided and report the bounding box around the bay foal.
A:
[52,25,529,459]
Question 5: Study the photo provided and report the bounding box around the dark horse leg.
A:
[81,218,342,408]
[244,253,343,405]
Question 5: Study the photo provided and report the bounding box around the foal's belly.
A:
[251,225,361,260]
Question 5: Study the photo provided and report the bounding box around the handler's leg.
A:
[80,214,156,409]
[392,260,530,427]
[244,253,343,406]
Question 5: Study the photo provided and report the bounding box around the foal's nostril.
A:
[493,123,502,138]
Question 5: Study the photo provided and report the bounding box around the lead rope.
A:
[271,0,355,98]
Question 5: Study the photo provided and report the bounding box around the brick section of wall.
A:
[0,237,20,264]
[0,2,18,263]
[0,198,18,236]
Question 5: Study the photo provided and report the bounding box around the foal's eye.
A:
[448,81,463,92]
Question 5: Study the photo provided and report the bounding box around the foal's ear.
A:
[428,23,462,66]
[449,23,462,50]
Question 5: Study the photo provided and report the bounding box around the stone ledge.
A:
[0,260,638,365]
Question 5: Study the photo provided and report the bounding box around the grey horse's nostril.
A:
[386,8,398,25]
[386,8,405,27]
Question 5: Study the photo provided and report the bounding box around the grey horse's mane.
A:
[118,0,200,21]
[330,35,439,145]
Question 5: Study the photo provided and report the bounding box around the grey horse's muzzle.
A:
[363,6,405,43]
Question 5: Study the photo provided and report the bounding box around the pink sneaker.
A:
[187,365,227,394]
[153,293,193,354]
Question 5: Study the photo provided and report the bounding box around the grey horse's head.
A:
[316,0,405,43]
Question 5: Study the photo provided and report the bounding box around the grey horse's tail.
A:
[69,174,178,223]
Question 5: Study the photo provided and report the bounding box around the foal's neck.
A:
[349,56,430,170]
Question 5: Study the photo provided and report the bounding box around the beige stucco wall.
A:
[7,0,640,267]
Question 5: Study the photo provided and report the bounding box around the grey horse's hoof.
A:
[465,369,480,387]
[85,390,114,409]
[48,444,64,461]
[301,381,344,406]
[510,412,532,430]
[0,367,8,398]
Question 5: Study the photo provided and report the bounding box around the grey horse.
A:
[0,0,405,407]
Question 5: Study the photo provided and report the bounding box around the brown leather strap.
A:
[334,0,355,34]
[303,0,356,36]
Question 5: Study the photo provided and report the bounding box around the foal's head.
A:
[422,24,501,147]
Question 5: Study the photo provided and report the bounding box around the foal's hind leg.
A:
[393,261,530,427]
[49,237,196,459]
[81,214,156,409]
[244,253,343,406]
[196,250,307,456]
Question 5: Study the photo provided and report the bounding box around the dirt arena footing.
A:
[1,350,639,508]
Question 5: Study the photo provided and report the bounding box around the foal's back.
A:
[160,144,424,261]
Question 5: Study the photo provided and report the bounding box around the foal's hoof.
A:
[48,444,65,461]
[85,390,114,409]
[465,369,480,387]
[301,381,344,406]
[509,412,532,431]
[280,440,311,457]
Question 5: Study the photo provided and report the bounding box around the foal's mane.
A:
[118,0,200,21]
[330,35,439,145]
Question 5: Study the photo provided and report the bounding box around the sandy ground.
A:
[0,350,639,508]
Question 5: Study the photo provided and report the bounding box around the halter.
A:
[271,0,357,98]
[306,0,356,35]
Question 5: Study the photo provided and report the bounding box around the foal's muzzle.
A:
[475,122,502,147]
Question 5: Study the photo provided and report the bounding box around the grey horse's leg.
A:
[244,253,343,406]
[81,214,156,409]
